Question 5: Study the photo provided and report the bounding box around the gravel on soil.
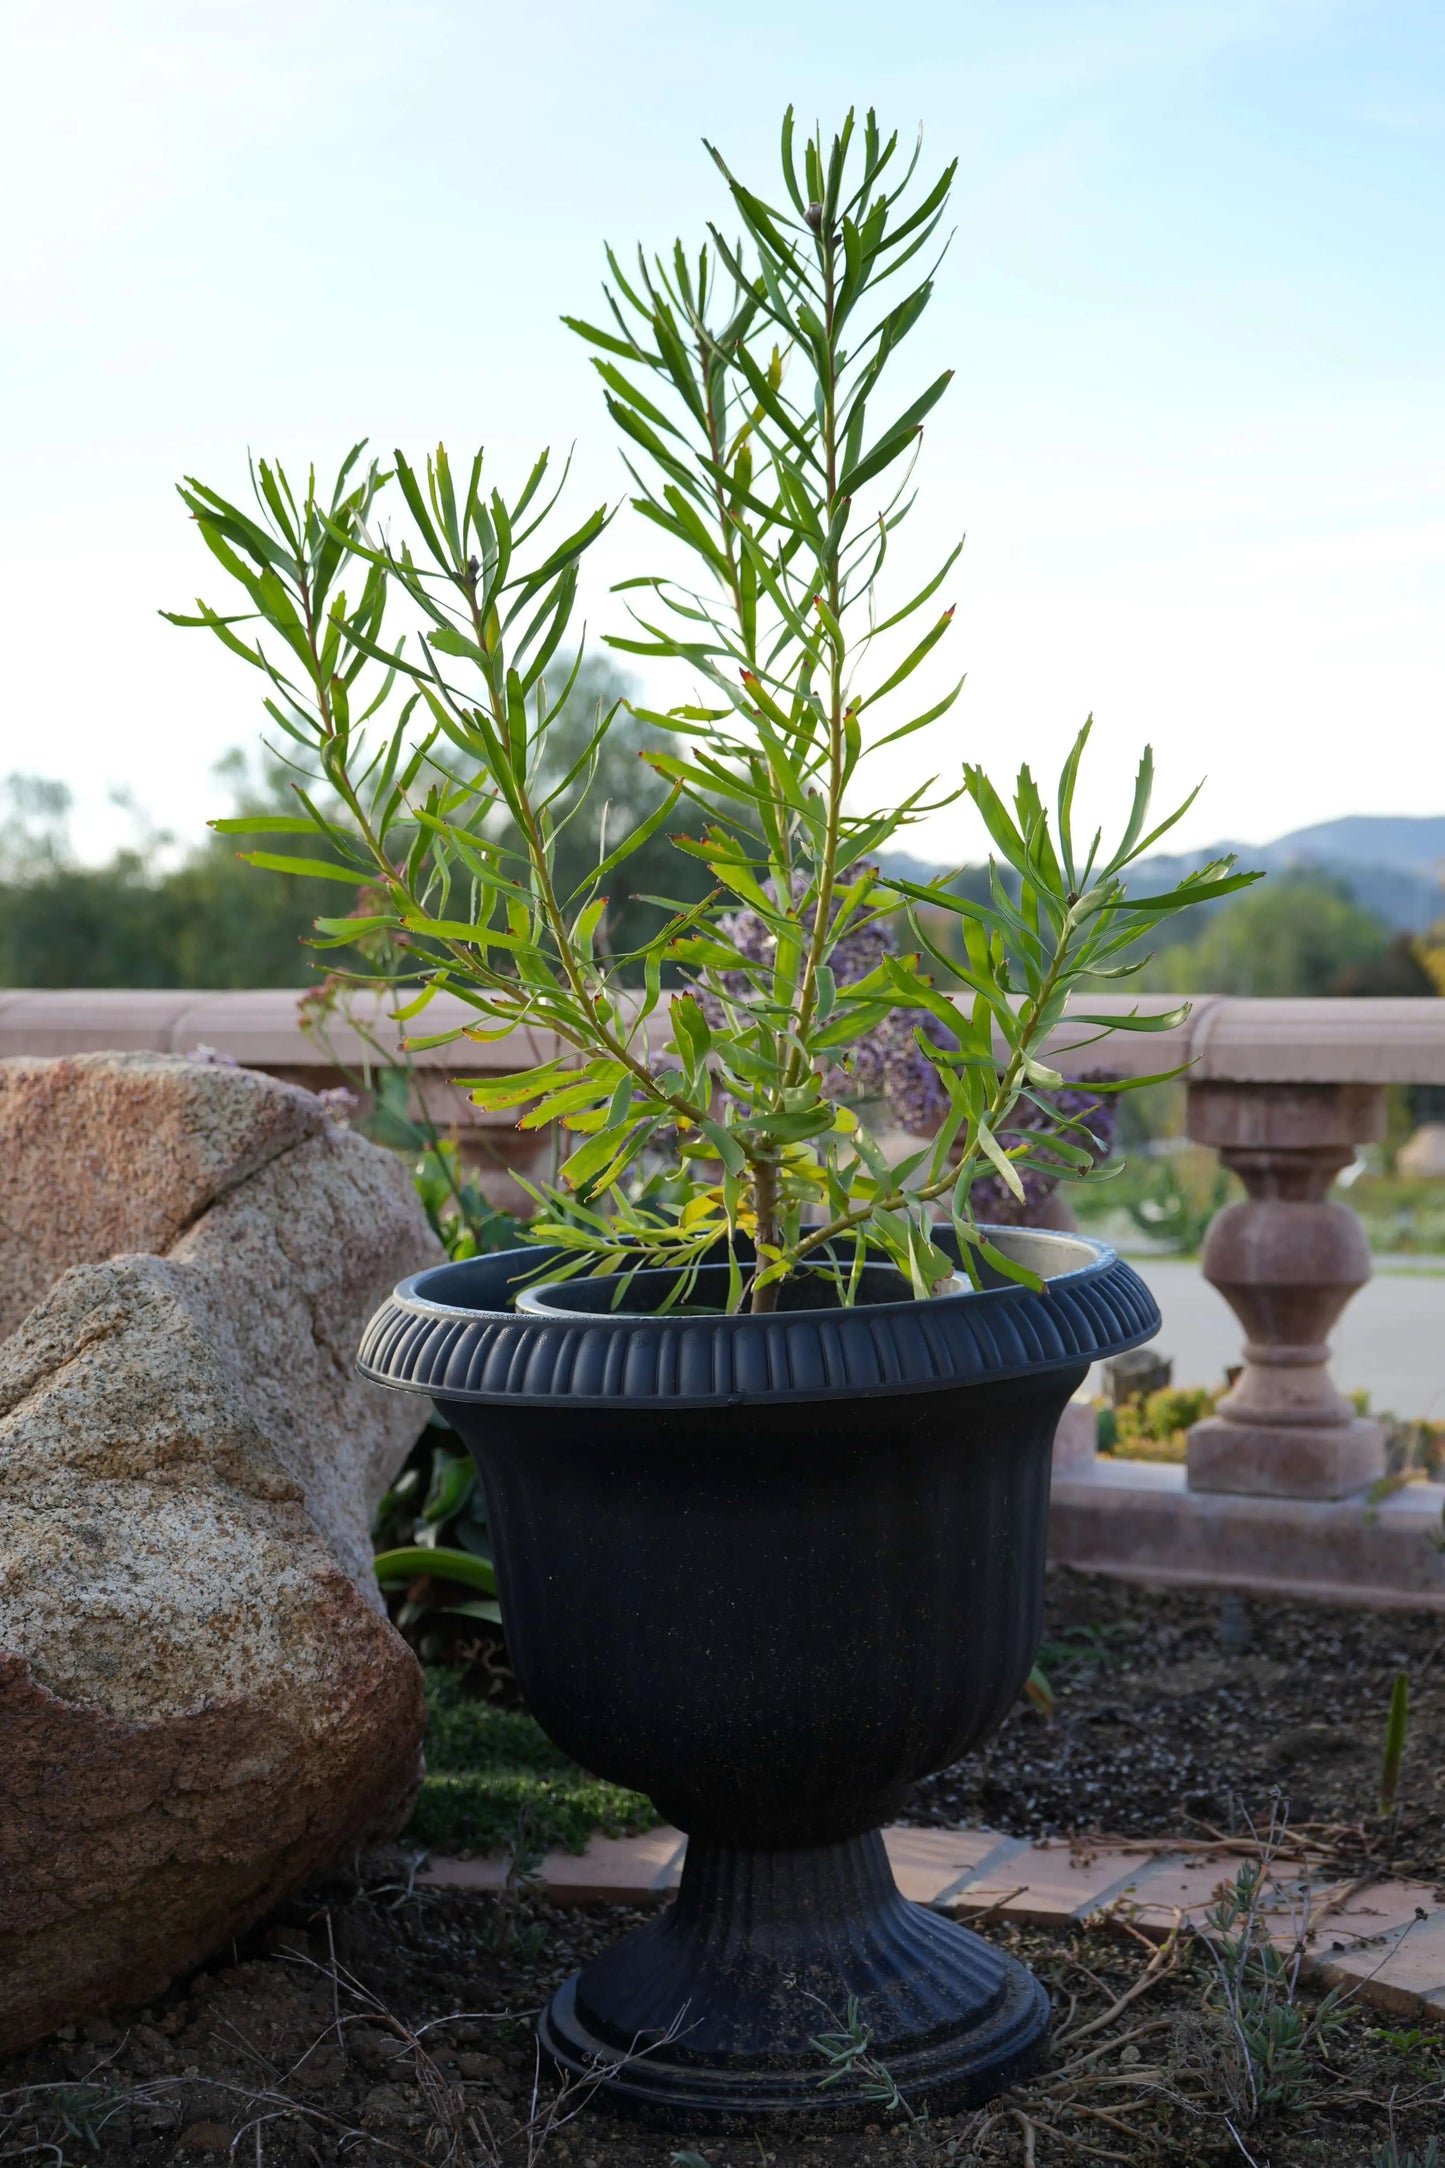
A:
[908,1568,1445,1886]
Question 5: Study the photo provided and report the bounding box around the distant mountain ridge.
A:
[1136,815,1445,933]
[883,816,1445,933]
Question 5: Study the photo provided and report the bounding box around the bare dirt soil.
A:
[3,1852,1441,2167]
[7,1570,1443,2165]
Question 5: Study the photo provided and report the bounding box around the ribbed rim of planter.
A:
[357,1226,1160,1409]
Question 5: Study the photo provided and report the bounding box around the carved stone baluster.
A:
[1184,1081,1387,1501]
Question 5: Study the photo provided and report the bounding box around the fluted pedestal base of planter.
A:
[538,1830,1049,2125]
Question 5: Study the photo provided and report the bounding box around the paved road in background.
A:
[1103,1255,1445,1421]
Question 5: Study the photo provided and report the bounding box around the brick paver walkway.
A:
[420,1825,1445,2021]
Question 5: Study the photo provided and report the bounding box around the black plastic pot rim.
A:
[357,1225,1162,1411]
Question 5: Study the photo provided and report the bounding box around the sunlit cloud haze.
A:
[2,0,1441,866]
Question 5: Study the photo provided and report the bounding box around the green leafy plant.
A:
[170,109,1255,1314]
[302,933,518,1666]
[299,927,523,1261]
[1368,2026,1444,2082]
[1375,2141,1440,2168]
[1025,1616,1138,1716]
[811,1993,921,2122]
[372,1413,501,1646]
[1107,1382,1220,1462]
[1034,1618,1134,1674]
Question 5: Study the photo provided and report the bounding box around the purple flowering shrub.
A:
[703,885,1116,1224]
[967,1077,1118,1224]
[700,890,954,1132]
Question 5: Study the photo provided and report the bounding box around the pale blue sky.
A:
[2,0,1441,864]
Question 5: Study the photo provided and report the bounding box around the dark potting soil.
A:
[5,1854,1440,2167]
[908,1569,1445,1886]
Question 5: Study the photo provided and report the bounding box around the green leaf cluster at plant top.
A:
[405,1672,657,1857]
[170,105,1259,1315]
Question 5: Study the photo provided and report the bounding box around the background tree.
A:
[1137,870,1392,998]
[0,655,710,989]
[0,761,349,989]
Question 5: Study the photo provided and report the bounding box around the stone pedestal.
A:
[1184,1082,1387,1501]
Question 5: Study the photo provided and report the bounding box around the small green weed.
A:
[1026,1618,1135,1714]
[1368,2024,1444,2079]
[1194,1839,1351,2125]
[811,1994,924,2126]
[1375,2140,1440,2168]
[1034,1619,1134,1674]
[1379,1670,1411,1815]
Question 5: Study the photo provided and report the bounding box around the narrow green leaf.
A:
[373,1546,497,1596]
[238,852,362,883]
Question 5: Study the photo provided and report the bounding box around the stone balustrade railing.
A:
[5,987,1445,1595]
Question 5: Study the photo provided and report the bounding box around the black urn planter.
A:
[359,1228,1159,2124]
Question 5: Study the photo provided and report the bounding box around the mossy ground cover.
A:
[404,1669,659,1856]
